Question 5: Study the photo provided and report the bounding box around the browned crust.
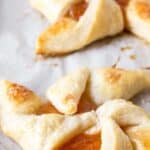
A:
[7,83,34,104]
[104,68,123,84]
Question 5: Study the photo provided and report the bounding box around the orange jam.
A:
[78,96,97,113]
[116,0,129,8]
[37,102,60,115]
[136,1,150,20]
[60,133,101,150]
[65,0,88,21]
[37,96,99,149]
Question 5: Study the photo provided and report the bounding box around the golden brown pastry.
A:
[34,0,124,56]
[97,100,150,150]
[0,80,97,150]
[0,112,96,150]
[117,0,150,42]
[29,0,80,23]
[88,68,150,105]
[0,80,43,114]
[100,117,133,150]
[47,68,150,109]
[46,68,89,115]
[0,79,150,150]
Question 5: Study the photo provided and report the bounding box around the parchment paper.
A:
[0,0,150,149]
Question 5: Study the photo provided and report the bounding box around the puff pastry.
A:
[0,80,96,150]
[34,0,124,56]
[117,0,150,42]
[47,68,150,110]
[97,100,150,150]
[46,68,89,114]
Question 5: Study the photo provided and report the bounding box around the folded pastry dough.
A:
[29,0,80,23]
[100,117,133,150]
[97,100,150,126]
[46,68,150,111]
[0,80,97,150]
[121,0,150,42]
[46,68,89,114]
[35,0,124,56]
[0,111,96,150]
[126,124,150,150]
[0,80,43,114]
[97,100,150,150]
[89,68,150,105]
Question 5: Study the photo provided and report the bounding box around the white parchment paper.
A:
[0,0,150,149]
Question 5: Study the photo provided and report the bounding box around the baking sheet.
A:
[0,0,150,149]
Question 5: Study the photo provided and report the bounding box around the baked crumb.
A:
[130,54,136,60]
[120,46,132,52]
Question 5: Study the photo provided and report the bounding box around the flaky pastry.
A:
[34,0,124,56]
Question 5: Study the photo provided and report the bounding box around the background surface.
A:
[0,0,150,149]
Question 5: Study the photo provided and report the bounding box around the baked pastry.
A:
[33,0,124,56]
[117,0,150,42]
[47,68,150,113]
[0,80,97,150]
[46,68,89,115]
[29,0,79,23]
[89,68,150,105]
[97,100,150,150]
[100,117,133,150]
[0,80,150,149]
[0,80,43,114]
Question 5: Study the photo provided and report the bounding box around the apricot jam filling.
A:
[136,1,150,20]
[116,0,129,8]
[60,133,101,150]
[36,96,99,149]
[65,0,88,21]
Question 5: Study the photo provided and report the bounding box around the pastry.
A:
[0,80,43,114]
[47,68,150,112]
[117,0,150,42]
[0,80,150,149]
[0,80,96,150]
[100,117,133,150]
[46,68,89,115]
[29,0,80,23]
[33,0,124,56]
[97,100,150,150]
[89,68,150,105]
